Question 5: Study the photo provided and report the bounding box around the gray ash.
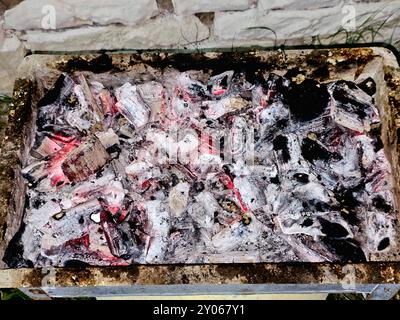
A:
[8,64,398,267]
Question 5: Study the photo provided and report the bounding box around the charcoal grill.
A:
[0,47,400,299]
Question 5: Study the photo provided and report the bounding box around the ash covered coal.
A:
[9,65,398,267]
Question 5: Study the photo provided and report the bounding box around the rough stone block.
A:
[22,15,209,51]
[0,35,26,94]
[5,0,159,30]
[172,0,250,15]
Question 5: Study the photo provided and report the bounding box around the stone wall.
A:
[0,0,400,94]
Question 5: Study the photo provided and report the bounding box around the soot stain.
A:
[59,53,114,74]
[284,79,330,121]
[3,222,34,268]
[301,137,331,163]
[273,135,290,162]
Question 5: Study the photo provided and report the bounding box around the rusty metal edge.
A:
[0,262,399,288]
[26,42,400,64]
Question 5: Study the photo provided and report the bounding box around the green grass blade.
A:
[0,95,12,103]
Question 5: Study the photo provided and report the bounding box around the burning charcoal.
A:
[115,83,150,128]
[284,78,330,121]
[99,88,116,114]
[36,104,64,132]
[111,159,128,187]
[34,136,62,157]
[276,200,324,237]
[187,201,213,231]
[322,238,366,262]
[38,74,75,107]
[365,151,393,193]
[168,89,196,120]
[211,214,262,253]
[281,234,331,262]
[251,73,283,114]
[293,173,309,183]
[293,181,332,205]
[21,160,47,185]
[144,200,171,263]
[203,97,248,119]
[233,176,266,211]
[328,80,379,132]
[355,134,376,170]
[195,191,221,218]
[168,182,190,217]
[301,137,331,163]
[63,199,102,216]
[40,124,80,139]
[137,81,164,121]
[252,85,267,108]
[17,55,398,267]
[279,133,310,172]
[100,180,126,215]
[64,86,95,131]
[318,217,350,239]
[258,101,289,135]
[77,74,105,123]
[125,161,152,178]
[72,178,127,222]
[273,135,290,163]
[207,71,234,96]
[265,73,285,96]
[176,130,200,162]
[217,198,243,225]
[330,137,363,186]
[100,211,137,258]
[40,200,101,254]
[61,136,110,182]
[365,211,395,253]
[192,152,223,176]
[231,72,254,94]
[163,228,206,264]
[71,171,116,203]
[95,128,120,152]
[192,181,205,193]
[228,116,248,157]
[372,195,392,213]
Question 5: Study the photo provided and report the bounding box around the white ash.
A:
[10,67,399,267]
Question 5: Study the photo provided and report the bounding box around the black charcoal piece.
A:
[284,79,330,121]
